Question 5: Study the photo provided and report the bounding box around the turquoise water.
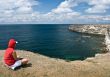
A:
[0,24,104,60]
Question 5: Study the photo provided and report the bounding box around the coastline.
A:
[69,24,110,35]
[0,24,110,77]
[69,24,110,51]
[1,50,110,77]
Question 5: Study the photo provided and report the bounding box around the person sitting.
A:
[4,39,29,70]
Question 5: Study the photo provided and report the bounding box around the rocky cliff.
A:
[69,24,110,35]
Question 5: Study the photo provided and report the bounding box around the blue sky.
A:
[0,0,110,24]
[35,0,63,13]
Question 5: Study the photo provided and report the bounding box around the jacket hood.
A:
[8,39,16,48]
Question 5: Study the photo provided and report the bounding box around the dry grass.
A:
[0,50,110,77]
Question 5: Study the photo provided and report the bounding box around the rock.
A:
[69,24,110,35]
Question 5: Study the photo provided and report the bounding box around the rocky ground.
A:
[69,24,110,35]
[1,50,110,77]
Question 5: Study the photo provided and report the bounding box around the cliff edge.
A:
[0,50,110,77]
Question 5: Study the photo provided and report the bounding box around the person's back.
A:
[4,48,16,66]
[4,39,16,66]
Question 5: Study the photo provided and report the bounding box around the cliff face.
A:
[69,25,110,35]
[1,50,110,77]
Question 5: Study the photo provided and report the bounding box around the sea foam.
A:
[105,28,110,51]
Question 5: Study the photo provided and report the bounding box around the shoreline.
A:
[0,25,110,77]
[1,50,110,77]
[69,24,110,35]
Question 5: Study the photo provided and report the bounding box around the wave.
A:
[105,29,110,51]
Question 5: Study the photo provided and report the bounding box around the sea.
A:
[0,24,105,61]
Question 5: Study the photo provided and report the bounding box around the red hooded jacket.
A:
[4,39,16,66]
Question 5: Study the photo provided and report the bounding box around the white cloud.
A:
[52,0,75,14]
[0,0,82,23]
[0,0,39,23]
[46,0,81,22]
[80,15,110,22]
[86,0,110,13]
[51,0,85,14]
[16,6,32,13]
[48,0,110,23]
[0,0,110,24]
[0,0,38,13]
